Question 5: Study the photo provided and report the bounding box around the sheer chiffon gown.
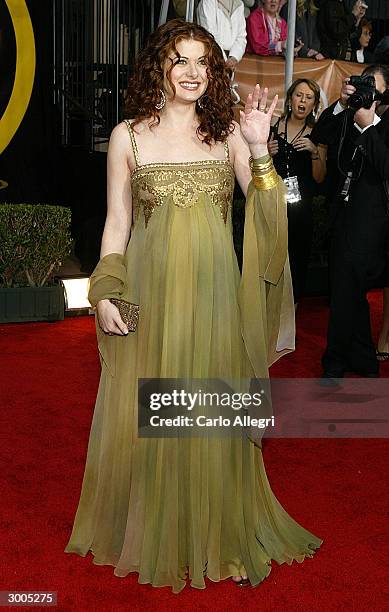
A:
[65,120,322,593]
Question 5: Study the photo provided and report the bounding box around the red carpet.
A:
[1,292,388,611]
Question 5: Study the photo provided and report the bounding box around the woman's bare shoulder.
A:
[109,119,150,170]
[110,121,130,143]
[111,118,151,140]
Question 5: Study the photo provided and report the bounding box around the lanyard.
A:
[284,116,307,178]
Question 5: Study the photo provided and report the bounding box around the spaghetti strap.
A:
[224,140,230,162]
[123,119,140,167]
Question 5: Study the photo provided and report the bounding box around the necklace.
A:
[284,115,307,177]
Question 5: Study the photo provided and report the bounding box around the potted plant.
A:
[0,204,72,322]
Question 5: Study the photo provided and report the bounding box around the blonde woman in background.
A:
[268,78,326,305]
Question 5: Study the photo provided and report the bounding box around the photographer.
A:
[312,65,389,378]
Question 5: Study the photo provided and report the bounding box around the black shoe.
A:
[350,369,379,378]
[322,370,344,378]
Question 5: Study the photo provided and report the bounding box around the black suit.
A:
[312,104,389,374]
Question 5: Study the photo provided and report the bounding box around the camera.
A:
[348,75,389,109]
[348,75,378,109]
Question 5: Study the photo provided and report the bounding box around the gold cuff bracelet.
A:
[252,169,279,190]
[249,155,278,190]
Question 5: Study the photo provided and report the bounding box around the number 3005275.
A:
[0,592,57,606]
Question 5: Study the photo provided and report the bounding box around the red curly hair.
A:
[125,19,234,145]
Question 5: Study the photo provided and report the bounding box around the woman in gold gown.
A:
[65,19,322,593]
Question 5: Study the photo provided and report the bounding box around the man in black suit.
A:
[312,64,389,378]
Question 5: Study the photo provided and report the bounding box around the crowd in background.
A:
[168,1,389,364]
[192,0,389,68]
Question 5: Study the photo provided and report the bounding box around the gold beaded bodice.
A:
[124,120,235,227]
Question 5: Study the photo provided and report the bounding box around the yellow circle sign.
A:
[0,0,36,154]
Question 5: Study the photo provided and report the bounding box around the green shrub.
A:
[0,204,72,287]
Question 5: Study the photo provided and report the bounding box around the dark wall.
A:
[0,0,61,204]
[0,0,107,271]
[0,0,171,272]
[0,1,16,120]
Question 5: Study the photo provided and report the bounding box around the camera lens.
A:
[348,93,363,110]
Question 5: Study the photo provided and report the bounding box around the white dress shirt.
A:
[333,100,381,200]
[356,49,365,63]
[333,100,381,133]
[197,0,247,62]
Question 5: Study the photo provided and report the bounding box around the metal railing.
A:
[53,0,159,150]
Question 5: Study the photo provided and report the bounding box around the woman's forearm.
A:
[312,158,326,183]
[249,144,269,159]
[311,145,327,183]
[100,213,131,258]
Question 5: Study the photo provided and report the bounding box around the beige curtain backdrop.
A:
[234,56,364,117]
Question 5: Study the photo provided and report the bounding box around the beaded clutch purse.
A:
[109,298,139,332]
